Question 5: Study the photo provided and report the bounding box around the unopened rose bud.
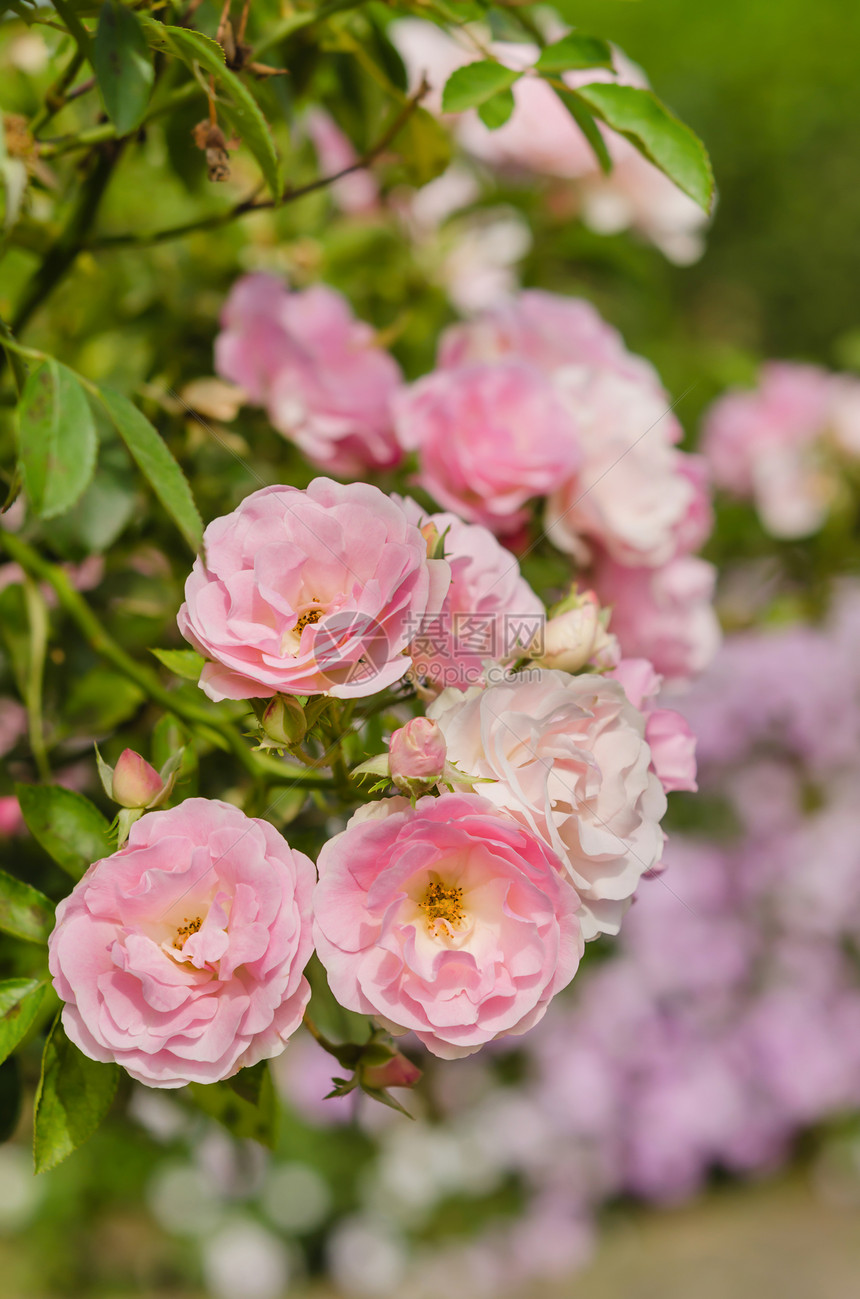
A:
[361,1051,422,1092]
[112,750,164,809]
[533,590,618,673]
[389,718,447,795]
[420,521,440,555]
[260,695,307,749]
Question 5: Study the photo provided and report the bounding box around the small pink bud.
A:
[111,750,164,809]
[389,718,447,795]
[362,1052,422,1091]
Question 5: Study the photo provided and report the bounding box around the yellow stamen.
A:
[173,916,202,950]
[419,881,465,934]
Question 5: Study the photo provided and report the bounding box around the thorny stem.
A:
[0,532,334,790]
[85,81,430,250]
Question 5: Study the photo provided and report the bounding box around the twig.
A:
[86,81,430,249]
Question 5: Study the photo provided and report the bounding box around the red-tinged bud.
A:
[112,749,164,809]
[361,1051,422,1091]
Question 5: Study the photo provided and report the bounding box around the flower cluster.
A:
[702,361,860,537]
[265,584,860,1299]
[45,276,714,1098]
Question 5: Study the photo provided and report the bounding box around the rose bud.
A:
[111,749,165,809]
[260,695,307,750]
[361,1050,422,1092]
[389,718,447,796]
[532,590,618,673]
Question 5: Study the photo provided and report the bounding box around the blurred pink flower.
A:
[215,274,403,477]
[611,658,698,794]
[545,368,697,567]
[701,361,853,538]
[49,798,315,1088]
[594,554,721,683]
[313,792,583,1059]
[391,22,709,263]
[304,109,379,215]
[393,361,580,535]
[439,288,660,390]
[178,479,450,701]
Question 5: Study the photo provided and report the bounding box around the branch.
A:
[86,81,430,251]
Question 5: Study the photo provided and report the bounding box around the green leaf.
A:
[477,87,515,130]
[96,387,203,555]
[391,106,451,186]
[226,1059,268,1106]
[0,868,53,944]
[92,0,155,135]
[441,61,521,114]
[150,648,204,681]
[33,1016,119,1174]
[190,1067,279,1148]
[571,82,714,211]
[141,19,282,199]
[554,87,612,173]
[15,785,114,880]
[63,668,145,735]
[0,978,46,1066]
[17,361,98,520]
[534,34,614,75]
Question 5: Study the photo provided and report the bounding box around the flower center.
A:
[419,880,465,935]
[295,601,323,635]
[173,915,203,951]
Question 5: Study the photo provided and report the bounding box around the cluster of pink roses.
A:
[48,463,696,1088]
[216,277,719,685]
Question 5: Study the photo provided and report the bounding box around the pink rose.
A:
[544,368,695,568]
[611,658,697,794]
[439,289,659,391]
[389,718,447,795]
[393,362,580,535]
[215,274,403,477]
[594,554,721,684]
[428,672,667,940]
[397,498,543,690]
[313,792,583,1059]
[48,799,315,1088]
[178,479,450,701]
